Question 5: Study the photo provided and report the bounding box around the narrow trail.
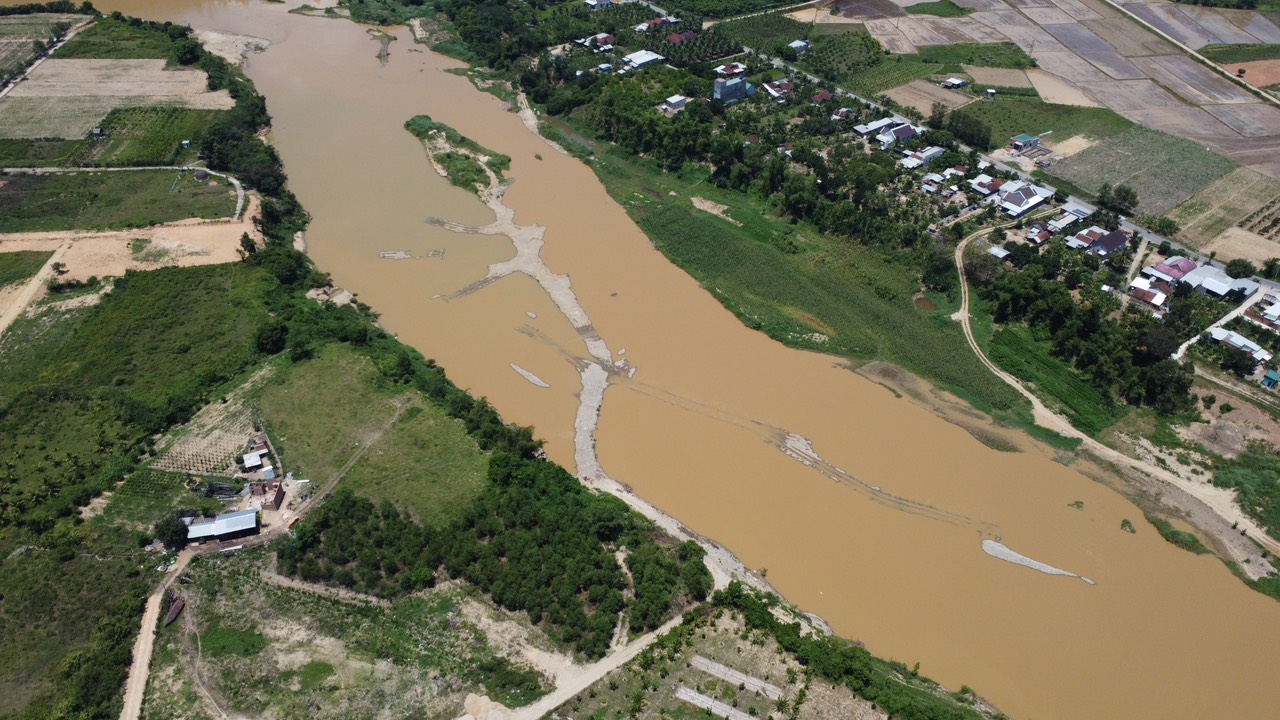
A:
[953,227,1280,560]
[118,549,194,720]
[0,239,71,339]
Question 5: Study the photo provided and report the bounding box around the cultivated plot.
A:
[1080,17,1174,56]
[1133,54,1255,105]
[1034,50,1111,83]
[1079,78,1185,110]
[1203,226,1280,265]
[1176,5,1262,45]
[1047,0,1104,21]
[1205,103,1280,138]
[964,63,1033,86]
[884,78,972,113]
[1126,3,1225,49]
[0,59,233,139]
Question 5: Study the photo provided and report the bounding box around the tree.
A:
[1224,258,1257,279]
[1263,257,1280,280]
[155,514,189,550]
[238,232,257,260]
[1111,184,1139,215]
[1220,347,1257,377]
[254,319,288,354]
[927,101,946,130]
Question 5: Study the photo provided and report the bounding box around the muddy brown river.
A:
[27,2,1280,717]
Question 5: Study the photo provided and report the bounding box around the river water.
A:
[35,2,1280,717]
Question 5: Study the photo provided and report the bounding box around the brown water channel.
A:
[34,2,1280,717]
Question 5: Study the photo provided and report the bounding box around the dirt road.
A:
[1173,290,1267,360]
[0,239,70,338]
[953,229,1280,559]
[118,549,194,720]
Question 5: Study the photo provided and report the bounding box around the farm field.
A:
[0,59,234,139]
[1201,42,1280,63]
[0,13,87,80]
[884,77,972,113]
[0,106,221,166]
[953,94,1132,149]
[907,0,973,17]
[140,549,550,720]
[0,169,237,232]
[1047,126,1237,215]
[54,14,182,59]
[1167,166,1280,246]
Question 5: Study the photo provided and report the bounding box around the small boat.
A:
[163,596,185,627]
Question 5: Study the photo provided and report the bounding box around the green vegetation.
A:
[905,0,972,16]
[55,14,187,59]
[1145,514,1211,554]
[0,250,50,288]
[201,623,269,657]
[718,10,810,51]
[0,139,84,166]
[918,42,1033,69]
[990,327,1128,434]
[1121,518,1136,533]
[0,169,236,232]
[665,0,784,18]
[1200,43,1280,63]
[1213,444,1280,540]
[1047,126,1237,216]
[950,95,1133,150]
[91,106,223,166]
[141,551,549,719]
[405,114,511,192]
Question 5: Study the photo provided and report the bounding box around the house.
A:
[635,17,677,32]
[242,451,265,470]
[585,0,611,7]
[942,77,967,89]
[968,173,1004,196]
[1128,276,1168,308]
[831,107,854,121]
[996,181,1052,217]
[250,481,286,512]
[1010,133,1041,152]
[714,62,747,76]
[854,116,899,137]
[988,246,1011,260]
[763,79,793,101]
[901,145,944,170]
[663,94,689,112]
[1048,200,1092,233]
[875,123,919,150]
[579,32,614,50]
[1088,230,1129,258]
[623,50,665,69]
[666,30,698,45]
[1180,265,1254,299]
[811,90,834,104]
[597,63,613,72]
[185,509,260,542]
[1143,256,1198,284]
[713,76,754,102]
[1068,225,1105,250]
[1210,327,1273,363]
[1263,369,1280,389]
[921,172,944,193]
[1025,221,1051,245]
[788,40,810,53]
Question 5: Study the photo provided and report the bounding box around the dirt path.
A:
[1125,237,1149,283]
[0,239,70,338]
[953,228,1280,560]
[1173,290,1267,361]
[118,549,194,720]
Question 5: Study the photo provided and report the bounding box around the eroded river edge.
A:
[76,2,1280,718]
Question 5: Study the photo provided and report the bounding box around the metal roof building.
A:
[186,509,259,541]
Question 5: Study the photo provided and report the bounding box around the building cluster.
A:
[1126,255,1261,311]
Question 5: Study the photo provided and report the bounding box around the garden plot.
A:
[884,79,972,113]
[1043,24,1145,77]
[1046,0,1103,20]
[1132,54,1255,105]
[964,64,1033,86]
[150,368,271,477]
[0,59,233,139]
[1081,17,1175,56]
[1126,3,1224,48]
[0,14,88,72]
[1125,105,1241,144]
[1048,125,1237,214]
[1175,5,1261,45]
[1205,103,1280,137]
[1168,167,1280,246]
[828,0,904,18]
[1227,59,1280,88]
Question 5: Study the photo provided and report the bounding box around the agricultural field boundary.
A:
[0,14,93,102]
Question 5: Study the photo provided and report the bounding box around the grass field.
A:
[906,0,971,16]
[1201,43,1280,64]
[588,142,1029,422]
[0,138,84,165]
[55,16,177,60]
[919,42,1032,68]
[988,326,1128,435]
[141,549,549,720]
[91,106,220,166]
[0,169,236,232]
[1168,167,1280,246]
[848,58,945,96]
[719,11,813,50]
[0,249,49,288]
[342,399,488,528]
[1047,126,1237,216]
[256,344,406,485]
[952,95,1133,148]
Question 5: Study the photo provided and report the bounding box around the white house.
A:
[585,0,611,8]
[900,145,944,170]
[854,116,899,137]
[623,50,665,69]
[788,39,810,53]
[875,123,920,150]
[663,94,688,112]
[995,181,1052,217]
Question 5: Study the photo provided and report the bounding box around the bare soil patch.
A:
[1179,386,1280,459]
[691,196,742,226]
[1226,58,1280,88]
[1045,133,1096,157]
[963,64,1032,87]
[883,79,971,114]
[192,29,270,67]
[1203,226,1280,264]
[1081,16,1175,56]
[1025,68,1101,106]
